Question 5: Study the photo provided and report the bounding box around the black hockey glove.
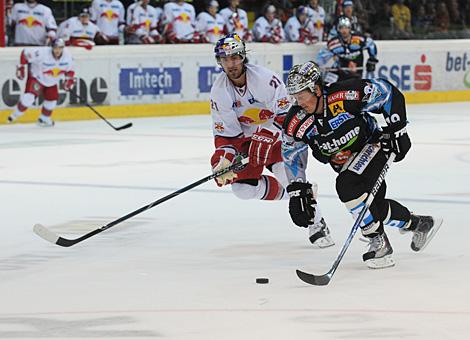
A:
[380,126,411,162]
[286,182,317,227]
[366,57,379,72]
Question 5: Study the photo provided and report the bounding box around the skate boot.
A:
[363,232,395,269]
[308,218,334,248]
[407,214,443,252]
[7,111,22,123]
[37,115,55,127]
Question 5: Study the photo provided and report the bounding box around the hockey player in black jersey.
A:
[316,16,378,83]
[281,61,443,269]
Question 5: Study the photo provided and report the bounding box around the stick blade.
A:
[296,269,332,286]
[33,224,76,247]
[33,223,60,244]
[116,122,133,131]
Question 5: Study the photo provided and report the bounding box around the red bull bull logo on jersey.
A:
[101,10,119,21]
[43,68,65,78]
[176,12,190,23]
[237,109,274,125]
[18,16,43,28]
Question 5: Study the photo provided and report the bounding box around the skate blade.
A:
[311,235,335,249]
[413,217,443,252]
[365,255,395,269]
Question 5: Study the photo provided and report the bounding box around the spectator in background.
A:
[435,1,450,32]
[10,0,57,46]
[58,8,101,50]
[447,0,464,28]
[412,5,433,36]
[328,0,362,39]
[253,4,285,43]
[5,0,14,45]
[162,0,200,43]
[90,0,126,44]
[284,5,317,44]
[306,0,326,41]
[196,0,225,43]
[391,0,412,38]
[127,0,163,44]
[219,0,251,42]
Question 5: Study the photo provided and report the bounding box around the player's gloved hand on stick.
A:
[211,149,237,187]
[380,126,411,162]
[16,64,25,80]
[62,76,76,91]
[366,57,378,72]
[248,128,280,167]
[286,182,317,227]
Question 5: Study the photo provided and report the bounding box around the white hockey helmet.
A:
[214,33,246,60]
[286,61,322,95]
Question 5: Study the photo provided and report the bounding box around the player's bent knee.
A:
[336,171,362,202]
[231,182,258,200]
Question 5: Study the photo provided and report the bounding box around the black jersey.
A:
[283,78,407,171]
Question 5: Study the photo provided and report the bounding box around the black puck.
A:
[256,278,269,284]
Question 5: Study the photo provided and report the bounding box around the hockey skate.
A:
[7,111,22,123]
[363,232,395,269]
[308,218,334,248]
[404,215,443,252]
[37,116,55,127]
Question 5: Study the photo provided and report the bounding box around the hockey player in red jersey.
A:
[7,39,75,127]
[209,34,334,247]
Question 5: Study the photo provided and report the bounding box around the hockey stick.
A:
[76,93,133,131]
[296,153,396,286]
[34,157,249,247]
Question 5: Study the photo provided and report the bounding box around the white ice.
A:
[0,102,469,339]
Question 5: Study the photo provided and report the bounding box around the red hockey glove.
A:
[62,72,76,91]
[211,148,237,187]
[16,64,25,80]
[248,128,280,167]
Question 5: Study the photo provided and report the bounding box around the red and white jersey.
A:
[126,1,139,26]
[11,2,57,45]
[253,16,285,42]
[306,5,325,41]
[284,15,315,42]
[23,47,74,87]
[195,12,225,43]
[219,7,249,39]
[131,4,159,35]
[162,2,196,40]
[58,17,100,41]
[90,0,125,37]
[210,64,291,139]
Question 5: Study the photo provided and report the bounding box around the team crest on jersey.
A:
[362,83,382,103]
[328,101,346,116]
[277,97,290,110]
[214,122,224,133]
[351,36,362,45]
[232,100,242,108]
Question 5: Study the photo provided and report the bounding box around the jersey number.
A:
[269,75,281,89]
[211,99,219,111]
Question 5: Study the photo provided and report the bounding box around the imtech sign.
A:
[119,67,182,96]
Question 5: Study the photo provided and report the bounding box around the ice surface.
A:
[0,102,469,339]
